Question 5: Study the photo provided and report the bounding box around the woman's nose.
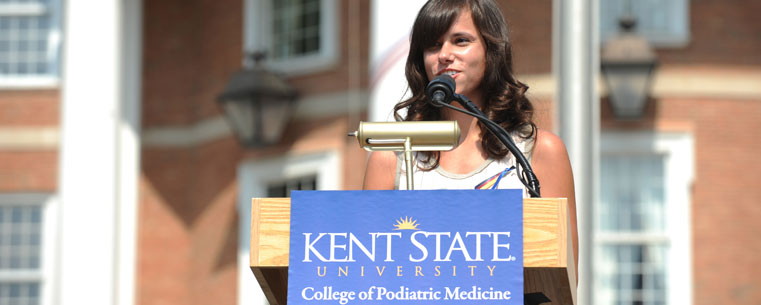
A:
[438,43,454,63]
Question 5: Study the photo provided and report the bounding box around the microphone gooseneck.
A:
[425,75,542,198]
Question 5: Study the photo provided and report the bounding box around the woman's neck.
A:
[438,105,489,174]
[441,106,483,149]
[441,95,484,141]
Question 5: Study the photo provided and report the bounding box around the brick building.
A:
[0,0,759,305]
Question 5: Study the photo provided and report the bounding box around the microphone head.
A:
[426,74,456,106]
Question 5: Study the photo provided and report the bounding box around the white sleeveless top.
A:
[394,132,534,197]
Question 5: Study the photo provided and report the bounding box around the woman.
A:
[363,0,578,271]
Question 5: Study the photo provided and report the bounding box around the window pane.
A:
[270,0,321,59]
[600,0,688,46]
[0,195,46,305]
[0,16,52,76]
[266,184,287,198]
[0,205,42,270]
[600,155,665,233]
[0,282,41,305]
[0,0,59,78]
[596,245,667,305]
[266,175,318,197]
[0,0,48,4]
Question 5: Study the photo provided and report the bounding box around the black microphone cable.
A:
[451,94,540,198]
[426,75,541,197]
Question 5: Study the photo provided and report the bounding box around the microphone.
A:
[426,74,456,106]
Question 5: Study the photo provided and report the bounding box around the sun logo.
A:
[393,216,420,230]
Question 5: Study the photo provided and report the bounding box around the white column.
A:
[554,0,599,304]
[368,0,427,122]
[58,0,142,304]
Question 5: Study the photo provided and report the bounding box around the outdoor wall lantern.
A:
[601,16,658,119]
[217,52,298,147]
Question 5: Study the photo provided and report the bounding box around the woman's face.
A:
[424,9,486,103]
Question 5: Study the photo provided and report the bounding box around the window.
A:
[595,132,693,305]
[236,151,340,305]
[244,0,337,75]
[0,0,61,87]
[597,155,668,305]
[271,0,321,60]
[600,0,689,47]
[266,175,318,197]
[0,194,55,305]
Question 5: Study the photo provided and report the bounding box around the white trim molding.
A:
[0,127,59,150]
[521,68,761,101]
[650,68,761,100]
[142,116,231,148]
[0,78,60,90]
[236,150,341,305]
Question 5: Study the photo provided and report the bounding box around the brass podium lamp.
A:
[349,121,461,190]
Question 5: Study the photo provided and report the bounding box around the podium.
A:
[250,197,576,305]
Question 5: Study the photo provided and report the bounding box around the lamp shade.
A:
[217,57,298,146]
[601,17,658,119]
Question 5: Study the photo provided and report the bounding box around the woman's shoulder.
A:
[363,151,398,190]
[530,128,574,200]
[531,129,571,167]
[534,129,567,153]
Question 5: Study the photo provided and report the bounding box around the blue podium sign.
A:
[288,190,523,304]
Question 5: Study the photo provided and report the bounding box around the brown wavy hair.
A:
[394,0,536,169]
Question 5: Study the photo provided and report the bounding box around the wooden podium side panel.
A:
[523,198,576,304]
[251,198,291,305]
[251,198,291,267]
[523,198,567,267]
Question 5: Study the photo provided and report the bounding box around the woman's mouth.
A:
[439,70,459,78]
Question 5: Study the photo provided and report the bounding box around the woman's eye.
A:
[454,37,470,45]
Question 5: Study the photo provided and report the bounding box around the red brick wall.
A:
[138,174,193,305]
[657,0,761,66]
[138,137,242,305]
[142,0,371,127]
[498,0,553,75]
[686,98,761,305]
[0,90,59,126]
[139,0,372,304]
[141,0,243,127]
[140,0,245,303]
[0,90,59,191]
[0,151,57,191]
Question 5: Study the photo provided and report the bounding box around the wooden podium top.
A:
[250,197,576,305]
